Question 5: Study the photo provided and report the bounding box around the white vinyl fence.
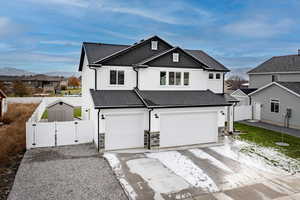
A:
[234,105,252,121]
[26,98,94,149]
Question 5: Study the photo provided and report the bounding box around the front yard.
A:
[235,122,300,159]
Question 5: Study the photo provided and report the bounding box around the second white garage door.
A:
[160,111,218,148]
[105,113,145,150]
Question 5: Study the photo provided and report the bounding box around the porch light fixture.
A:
[154,114,159,118]
[101,114,105,120]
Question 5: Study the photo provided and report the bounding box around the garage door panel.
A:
[160,112,217,148]
[105,113,144,150]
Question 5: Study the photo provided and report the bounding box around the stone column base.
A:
[99,133,105,151]
[144,131,160,149]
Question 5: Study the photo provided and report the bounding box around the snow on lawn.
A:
[103,153,137,200]
[210,137,300,174]
[189,149,234,173]
[147,151,219,193]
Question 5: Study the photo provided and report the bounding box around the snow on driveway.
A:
[189,148,234,173]
[147,151,219,193]
[127,158,191,200]
[103,153,138,200]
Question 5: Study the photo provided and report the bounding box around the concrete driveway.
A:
[8,144,127,200]
[105,142,300,200]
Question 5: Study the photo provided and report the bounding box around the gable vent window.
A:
[173,53,179,62]
[151,41,158,50]
[209,73,214,79]
[271,99,279,113]
[110,70,124,85]
[216,73,221,79]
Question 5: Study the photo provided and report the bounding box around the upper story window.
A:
[184,72,189,86]
[216,73,221,79]
[270,99,279,113]
[151,41,158,50]
[272,75,278,82]
[173,53,179,62]
[209,73,214,79]
[110,70,124,85]
[160,71,167,85]
[160,71,189,86]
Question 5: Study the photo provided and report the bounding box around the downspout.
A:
[222,73,225,94]
[133,67,139,88]
[97,109,100,152]
[148,108,153,149]
[88,64,102,90]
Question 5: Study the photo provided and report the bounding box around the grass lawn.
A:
[235,122,300,159]
[61,88,81,95]
[41,107,81,119]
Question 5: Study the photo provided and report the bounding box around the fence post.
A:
[32,123,36,146]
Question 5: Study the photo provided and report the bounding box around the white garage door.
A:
[160,111,218,148]
[105,113,145,150]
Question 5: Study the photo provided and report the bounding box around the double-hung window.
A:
[270,99,279,113]
[209,73,214,79]
[169,72,175,85]
[175,72,181,85]
[110,70,124,85]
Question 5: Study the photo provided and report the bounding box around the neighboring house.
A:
[78,35,235,151]
[231,88,257,106]
[248,51,300,88]
[248,51,300,130]
[0,89,7,117]
[249,82,300,130]
[0,74,66,91]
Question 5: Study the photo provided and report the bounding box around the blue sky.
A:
[1,0,300,73]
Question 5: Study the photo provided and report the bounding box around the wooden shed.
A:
[0,89,7,117]
[47,100,74,122]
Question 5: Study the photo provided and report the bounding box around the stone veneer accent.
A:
[99,133,105,150]
[144,131,160,149]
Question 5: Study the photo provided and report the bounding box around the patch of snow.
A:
[147,151,219,193]
[189,149,234,173]
[210,137,300,174]
[127,158,190,199]
[104,153,138,200]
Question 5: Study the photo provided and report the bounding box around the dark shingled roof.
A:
[79,37,229,72]
[240,88,258,95]
[248,55,300,74]
[277,82,300,96]
[90,90,145,108]
[136,90,231,108]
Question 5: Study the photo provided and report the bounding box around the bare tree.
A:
[226,75,248,90]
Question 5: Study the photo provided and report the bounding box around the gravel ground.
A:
[7,144,127,200]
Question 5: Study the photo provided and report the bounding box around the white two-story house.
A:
[78,35,236,151]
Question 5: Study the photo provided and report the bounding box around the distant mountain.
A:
[0,67,35,76]
[0,67,80,77]
[44,71,81,77]
[226,67,251,80]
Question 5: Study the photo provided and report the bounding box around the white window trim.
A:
[151,41,158,50]
[173,53,179,62]
[270,98,280,113]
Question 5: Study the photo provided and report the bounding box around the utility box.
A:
[47,100,74,122]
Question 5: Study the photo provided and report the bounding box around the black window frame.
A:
[175,72,181,85]
[216,73,221,79]
[184,72,189,86]
[169,72,175,85]
[209,73,214,79]
[160,71,167,85]
[110,70,125,85]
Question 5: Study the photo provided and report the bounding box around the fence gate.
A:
[253,103,261,120]
[27,120,94,149]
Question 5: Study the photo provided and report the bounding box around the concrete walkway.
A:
[240,120,300,138]
[8,144,127,200]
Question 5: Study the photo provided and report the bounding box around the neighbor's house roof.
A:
[90,89,232,109]
[78,35,229,72]
[90,90,145,109]
[240,88,258,95]
[249,82,300,98]
[248,54,300,74]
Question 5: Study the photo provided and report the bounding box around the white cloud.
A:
[40,40,81,46]
[28,0,89,8]
[223,17,294,38]
[0,17,21,37]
